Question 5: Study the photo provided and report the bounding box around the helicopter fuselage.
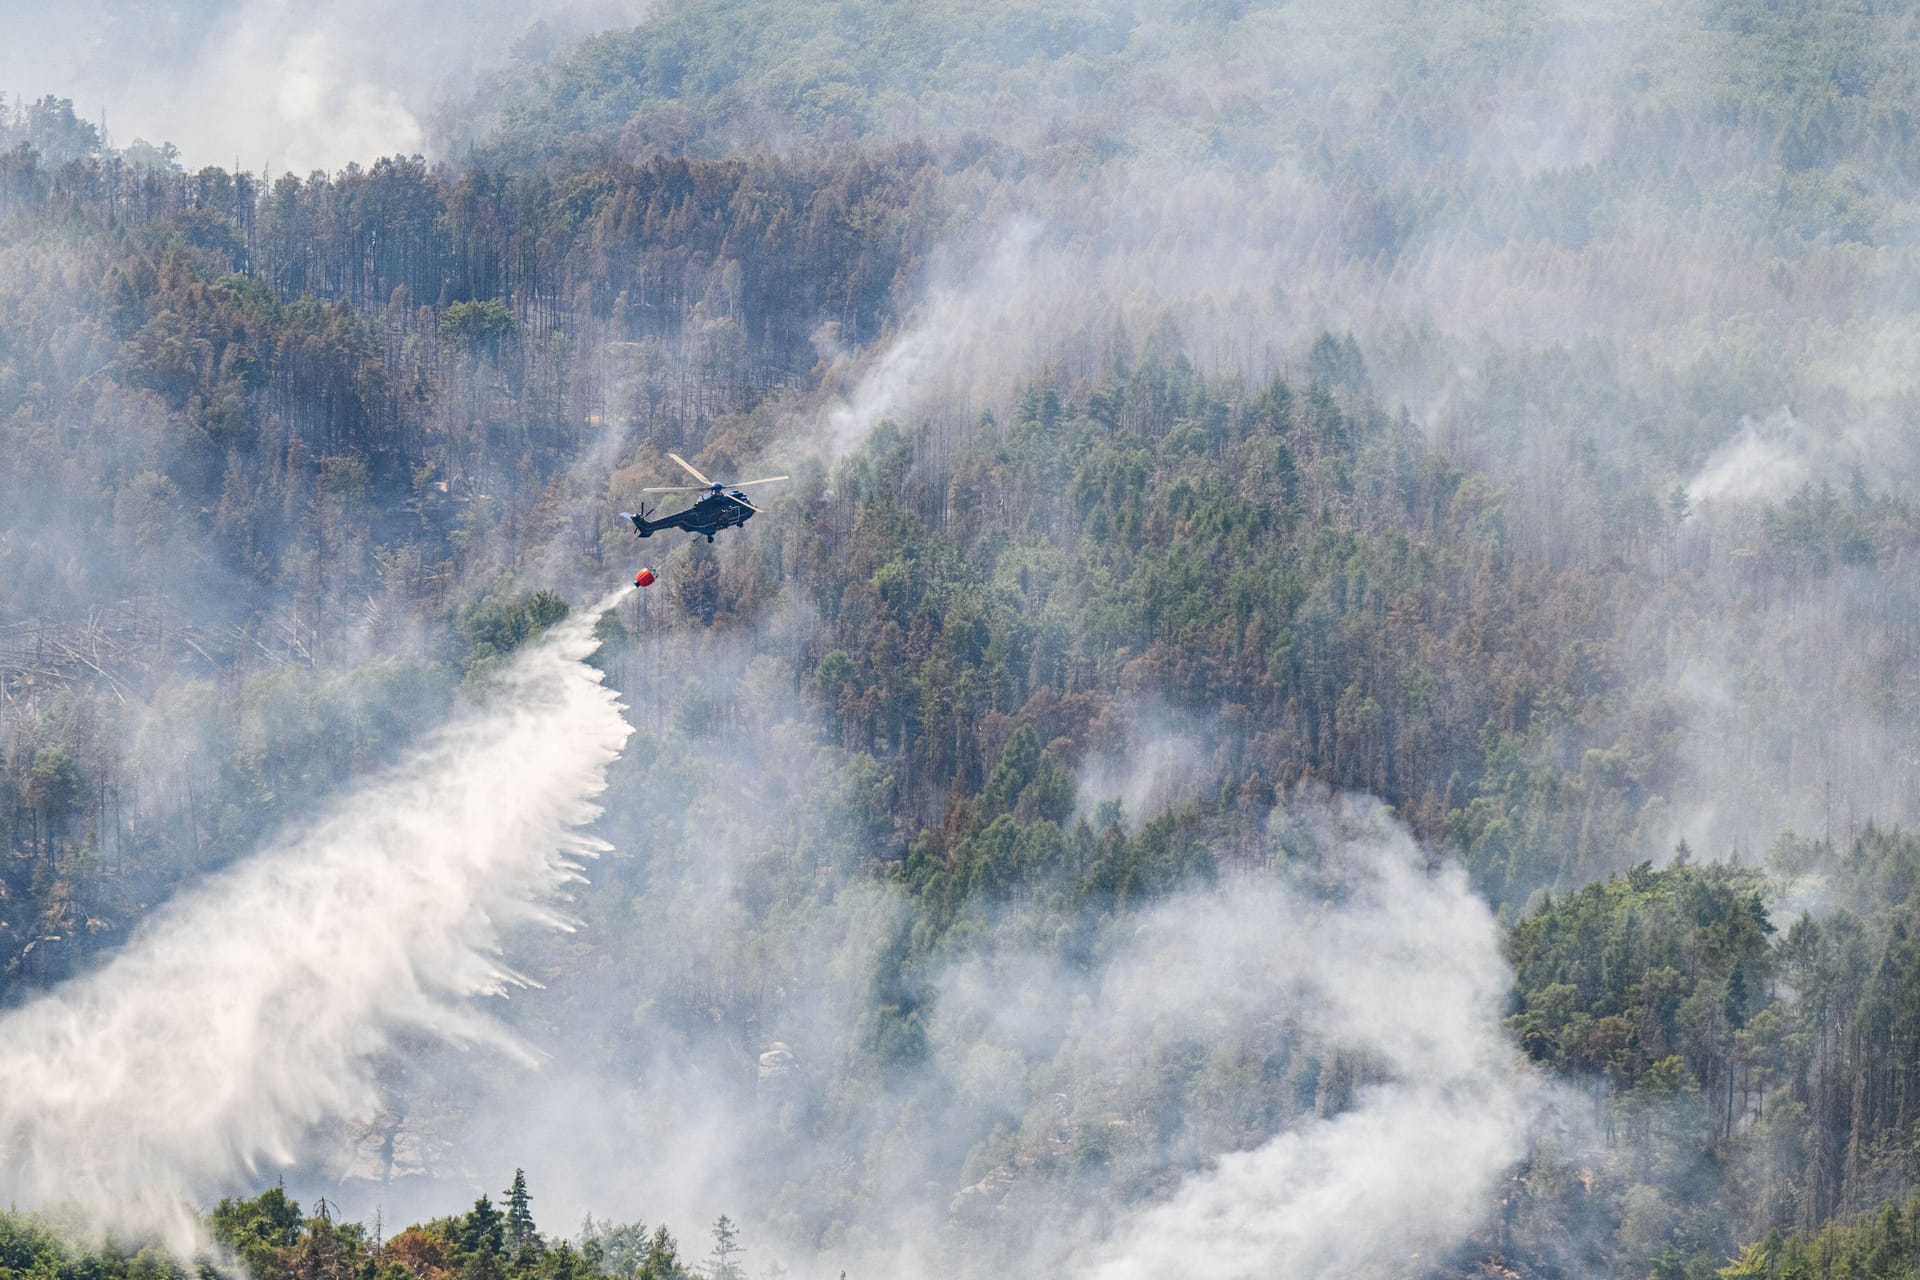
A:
[622,452,786,544]
[626,490,755,542]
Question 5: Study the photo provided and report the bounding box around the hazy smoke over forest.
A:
[0,594,631,1247]
[0,0,651,172]
[792,0,1920,863]
[6,0,1920,1276]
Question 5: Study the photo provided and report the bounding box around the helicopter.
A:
[619,452,788,543]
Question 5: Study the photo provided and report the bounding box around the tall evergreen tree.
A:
[637,1226,686,1280]
[705,1216,744,1280]
[504,1169,538,1253]
[458,1195,506,1258]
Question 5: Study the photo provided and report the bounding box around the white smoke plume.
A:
[808,219,1050,463]
[0,589,632,1248]
[1075,797,1533,1280]
[1686,409,1845,508]
[1072,701,1221,831]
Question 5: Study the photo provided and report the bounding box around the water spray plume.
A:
[0,588,634,1249]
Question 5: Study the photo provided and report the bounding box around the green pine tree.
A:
[504,1169,539,1253]
[459,1194,506,1257]
[638,1226,686,1280]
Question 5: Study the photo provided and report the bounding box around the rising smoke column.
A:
[0,590,632,1247]
[1073,797,1534,1279]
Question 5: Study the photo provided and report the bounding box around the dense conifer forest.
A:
[7,0,1920,1276]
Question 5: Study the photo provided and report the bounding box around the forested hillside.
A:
[6,0,1920,1277]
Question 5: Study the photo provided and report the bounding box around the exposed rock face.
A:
[333,1114,458,1188]
[757,1041,800,1100]
[949,1168,1015,1222]
[336,1123,393,1186]
[391,1126,461,1183]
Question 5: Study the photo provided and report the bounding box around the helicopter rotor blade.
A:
[641,485,708,492]
[729,475,789,487]
[723,493,762,513]
[667,452,714,486]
